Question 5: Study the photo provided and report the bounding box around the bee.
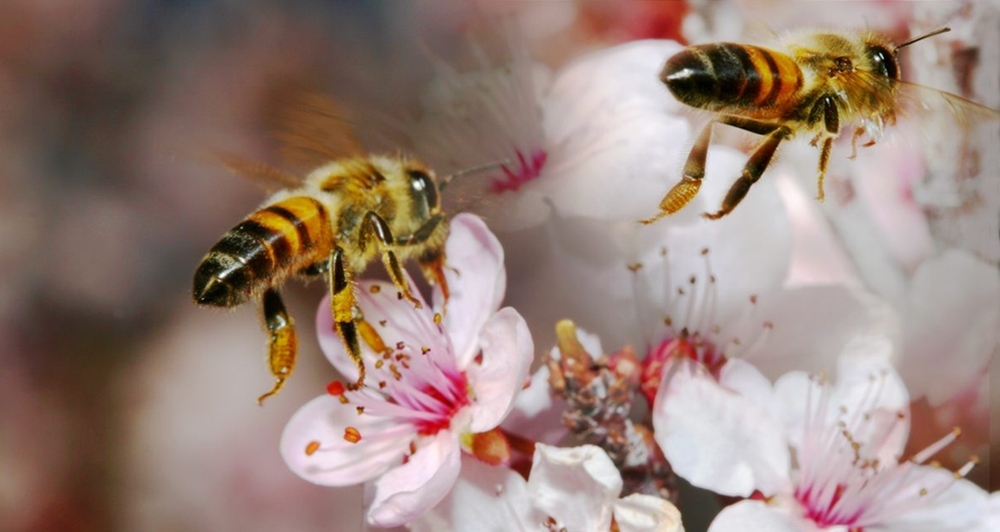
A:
[193,154,453,404]
[641,27,999,223]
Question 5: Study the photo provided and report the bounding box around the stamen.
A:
[344,427,362,444]
[305,440,321,456]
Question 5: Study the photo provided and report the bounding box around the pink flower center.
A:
[640,332,726,405]
[410,377,472,436]
[791,374,978,530]
[490,149,548,193]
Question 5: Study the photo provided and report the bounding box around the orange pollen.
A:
[344,427,362,444]
[305,440,321,456]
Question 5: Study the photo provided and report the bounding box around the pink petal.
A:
[653,362,790,497]
[613,494,685,532]
[466,308,535,433]
[528,444,622,532]
[433,213,507,369]
[367,431,462,527]
[708,499,819,532]
[280,395,411,486]
[316,278,437,384]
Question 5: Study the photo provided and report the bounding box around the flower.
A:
[279,214,534,527]
[649,336,987,532]
[411,444,685,532]
[411,28,697,230]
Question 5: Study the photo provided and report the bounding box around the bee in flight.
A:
[641,26,999,223]
[193,154,454,404]
[191,94,501,404]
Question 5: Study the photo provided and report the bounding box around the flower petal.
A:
[614,493,685,532]
[708,499,822,532]
[409,456,537,532]
[900,250,1000,405]
[367,431,462,527]
[653,362,790,497]
[315,278,437,384]
[466,308,535,433]
[501,365,570,445]
[540,40,696,222]
[433,213,507,369]
[280,395,410,486]
[528,444,622,532]
[882,468,988,532]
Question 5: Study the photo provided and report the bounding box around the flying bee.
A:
[193,95,498,404]
[641,26,1000,223]
[194,155,454,404]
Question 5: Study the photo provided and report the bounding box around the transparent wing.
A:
[893,79,1000,129]
[264,91,367,171]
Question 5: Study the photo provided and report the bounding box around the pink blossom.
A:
[650,337,987,531]
[279,214,534,527]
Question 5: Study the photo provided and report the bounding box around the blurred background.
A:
[0,1,995,531]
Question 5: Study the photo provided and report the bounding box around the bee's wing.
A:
[212,152,304,193]
[265,92,367,171]
[893,79,1000,129]
[891,79,1000,263]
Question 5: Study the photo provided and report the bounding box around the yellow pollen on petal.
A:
[344,427,362,443]
[305,441,321,456]
[434,313,442,325]
[370,285,381,293]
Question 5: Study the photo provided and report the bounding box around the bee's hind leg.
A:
[641,120,715,224]
[704,125,790,220]
[257,288,298,405]
[360,211,423,309]
[329,246,366,390]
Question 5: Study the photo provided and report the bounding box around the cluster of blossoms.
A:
[276,4,998,531]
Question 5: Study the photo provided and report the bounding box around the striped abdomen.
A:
[661,43,804,116]
[193,196,333,307]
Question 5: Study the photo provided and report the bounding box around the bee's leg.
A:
[641,120,715,224]
[257,289,298,405]
[704,126,790,220]
[329,246,366,389]
[360,211,422,309]
[419,248,450,308]
[848,127,866,159]
[811,95,840,202]
[395,213,451,307]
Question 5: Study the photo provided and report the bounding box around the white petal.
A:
[409,456,537,532]
[880,467,988,532]
[740,284,894,381]
[280,395,410,486]
[900,250,1000,405]
[367,431,462,527]
[435,213,508,369]
[708,499,826,532]
[501,365,570,445]
[540,40,699,222]
[635,149,793,336]
[614,494,685,532]
[653,363,790,497]
[528,444,621,532]
[465,308,535,433]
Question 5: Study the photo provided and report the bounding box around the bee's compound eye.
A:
[407,169,439,215]
[867,45,898,79]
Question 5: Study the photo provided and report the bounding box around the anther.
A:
[305,440,321,456]
[344,427,362,443]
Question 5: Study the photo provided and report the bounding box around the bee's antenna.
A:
[438,159,509,190]
[896,27,951,52]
